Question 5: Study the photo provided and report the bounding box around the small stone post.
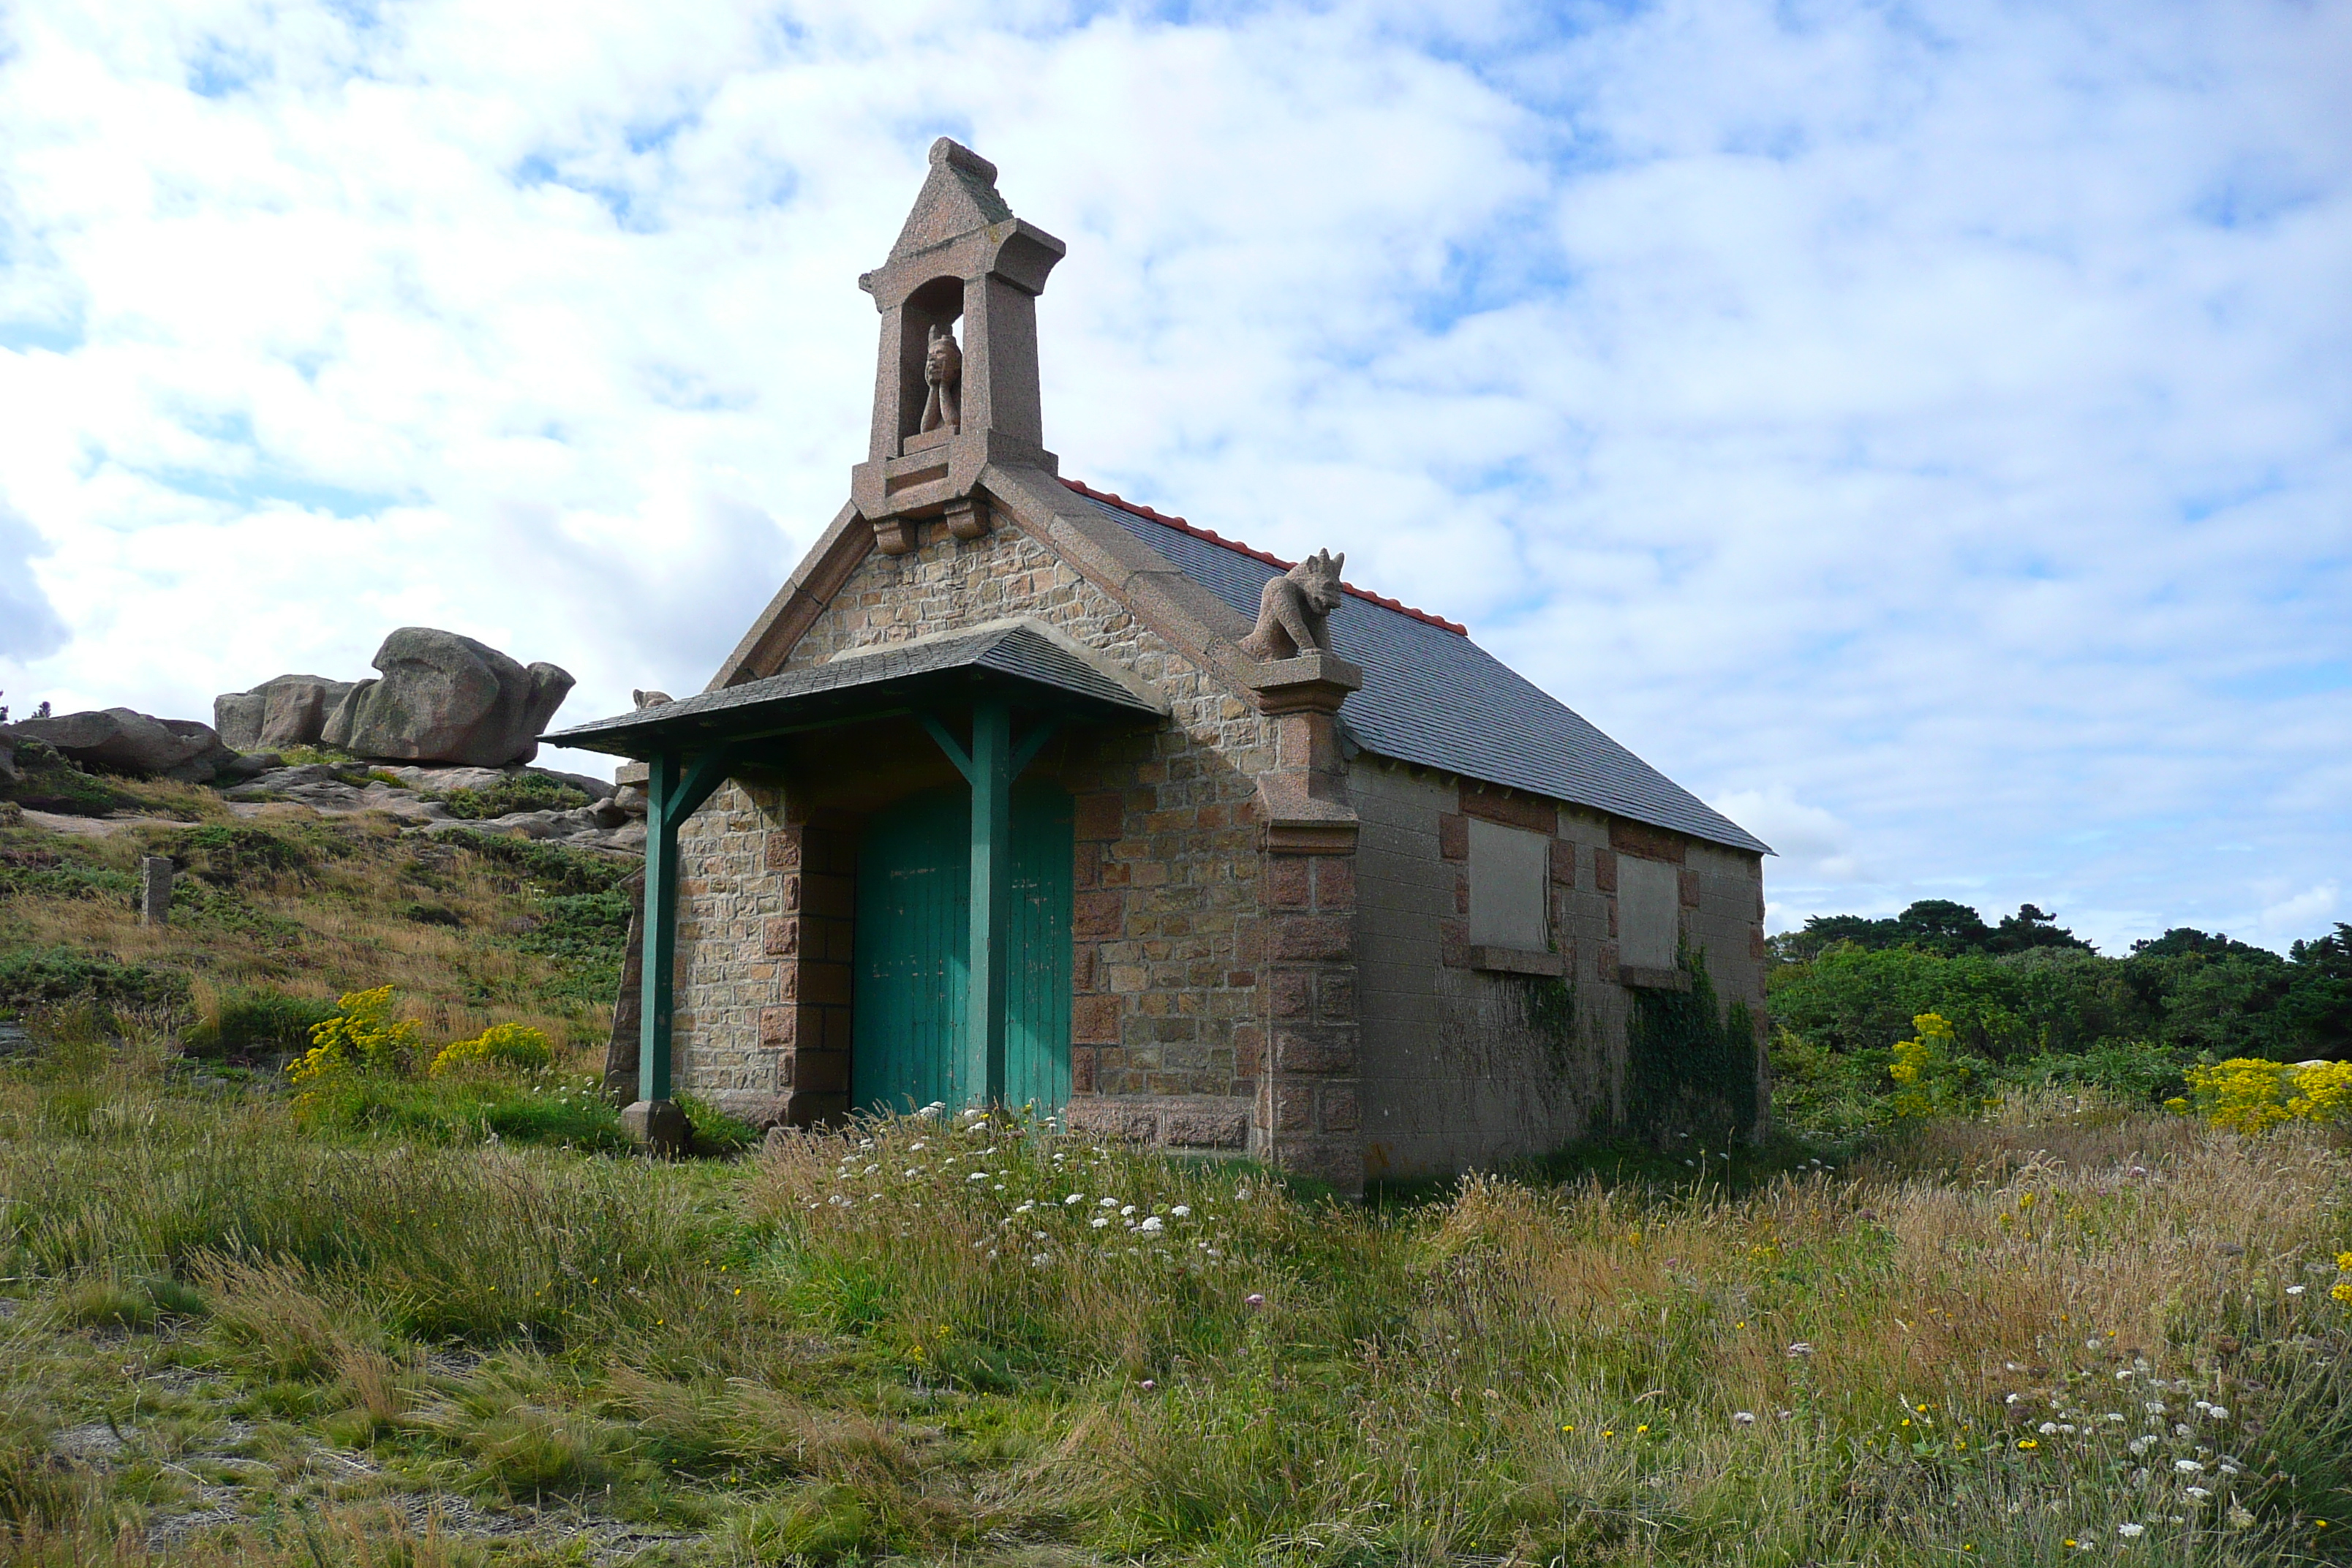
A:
[137,856,173,927]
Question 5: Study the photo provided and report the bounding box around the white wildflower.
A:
[1031,1230,1047,1240]
[1171,1205,1191,1218]
[910,1141,927,1151]
[2117,1523,2144,1539]
[1120,1204,1137,1217]
[2145,1402,2167,1415]
[2174,1458,2204,1474]
[1785,1342,1814,1357]
[1015,1202,1033,1213]
[1090,1216,1110,1229]
[2040,1422,2060,1435]
[2129,1436,2155,1455]
[2287,1285,2305,1295]
[1064,1194,1085,1205]
[2106,1413,2127,1423]
[2115,1369,2136,1381]
[2185,1487,2212,1502]
[1733,1411,1757,1425]
[1099,1196,1120,1208]
[1235,1186,1252,1200]
[2175,1423,2191,1437]
[1139,1215,1164,1234]
[2226,1504,2254,1529]
[966,1172,988,1182]
[2205,1405,2228,1421]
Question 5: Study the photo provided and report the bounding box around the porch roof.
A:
[546,621,1163,759]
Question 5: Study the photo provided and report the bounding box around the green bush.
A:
[435,773,591,821]
[0,947,189,1016]
[183,986,340,1060]
[442,829,630,897]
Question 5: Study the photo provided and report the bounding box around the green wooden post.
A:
[638,749,679,1107]
[968,701,1013,1104]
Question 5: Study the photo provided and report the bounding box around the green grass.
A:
[0,1025,2345,1566]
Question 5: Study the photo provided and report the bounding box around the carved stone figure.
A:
[919,323,962,434]
[631,690,674,709]
[1239,549,1346,661]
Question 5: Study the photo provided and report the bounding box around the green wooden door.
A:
[851,784,1072,1115]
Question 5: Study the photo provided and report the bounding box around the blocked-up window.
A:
[1617,856,1680,971]
[1468,818,1548,951]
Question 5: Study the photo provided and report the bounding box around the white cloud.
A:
[0,0,2347,955]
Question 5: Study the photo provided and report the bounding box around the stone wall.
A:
[673,513,1281,1145]
[1354,756,1768,1179]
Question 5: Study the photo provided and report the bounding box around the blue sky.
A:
[1,0,2347,953]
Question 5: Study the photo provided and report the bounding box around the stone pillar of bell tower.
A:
[849,139,1066,554]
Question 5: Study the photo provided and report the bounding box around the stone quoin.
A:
[550,139,1774,1192]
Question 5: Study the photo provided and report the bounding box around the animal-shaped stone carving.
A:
[919,323,962,434]
[632,690,673,709]
[1239,549,1346,660]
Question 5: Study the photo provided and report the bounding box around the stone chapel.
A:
[551,139,1773,1194]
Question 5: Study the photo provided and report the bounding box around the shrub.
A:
[429,1022,554,1078]
[1888,1012,1976,1118]
[184,986,341,1059]
[0,946,189,1016]
[435,773,591,821]
[287,986,421,1085]
[441,828,630,897]
[2177,1056,2352,1131]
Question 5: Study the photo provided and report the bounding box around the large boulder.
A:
[214,674,358,753]
[322,628,575,769]
[8,708,234,780]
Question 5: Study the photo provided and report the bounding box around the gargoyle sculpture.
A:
[919,323,962,434]
[1239,549,1346,661]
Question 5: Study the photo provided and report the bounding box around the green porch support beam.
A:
[918,706,1057,1109]
[968,701,1013,1106]
[627,745,734,1150]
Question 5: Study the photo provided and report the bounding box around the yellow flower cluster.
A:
[286,985,421,1085]
[429,1021,554,1078]
[1889,1012,1964,1118]
[2180,1058,2352,1134]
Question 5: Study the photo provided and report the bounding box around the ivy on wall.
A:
[1626,944,1760,1145]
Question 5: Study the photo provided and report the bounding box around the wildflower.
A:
[966,1172,988,1182]
[2287,1285,2306,1295]
[1235,1186,1252,1200]
[2226,1504,2255,1530]
[2116,1369,2135,1380]
[1139,1215,1164,1234]
[2185,1487,2212,1502]
[2174,1458,2204,1474]
[2206,1405,2229,1421]
[1090,1216,1110,1229]
[2145,1401,2167,1414]
[2019,1439,2039,1450]
[1245,1292,1265,1308]
[1139,1379,1156,1390]
[2129,1436,2155,1455]
[1065,1194,1085,1205]
[1098,1196,1119,1209]
[1785,1342,1814,1357]
[1171,1205,1191,1218]
[1733,1411,1756,1425]
[2332,1282,2352,1303]
[1031,1230,1047,1240]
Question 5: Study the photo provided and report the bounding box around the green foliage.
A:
[167,823,313,886]
[0,947,189,1017]
[0,737,138,817]
[288,1069,631,1152]
[1774,898,2094,962]
[676,1092,760,1157]
[437,828,630,897]
[434,773,592,820]
[182,986,339,1059]
[1626,949,1760,1145]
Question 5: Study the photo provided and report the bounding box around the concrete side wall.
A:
[673,514,1279,1132]
[1352,757,1769,1179]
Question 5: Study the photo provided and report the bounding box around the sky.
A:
[1,0,2347,954]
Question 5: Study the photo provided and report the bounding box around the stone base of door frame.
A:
[620,1098,691,1154]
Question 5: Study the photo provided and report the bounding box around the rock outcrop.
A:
[214,674,358,752]
[7,708,235,782]
[320,629,575,769]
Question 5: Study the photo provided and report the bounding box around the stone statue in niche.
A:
[919,323,962,434]
[1239,549,1346,660]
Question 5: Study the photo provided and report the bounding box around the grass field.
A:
[1,812,2348,1565]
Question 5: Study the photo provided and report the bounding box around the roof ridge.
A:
[1060,478,1469,636]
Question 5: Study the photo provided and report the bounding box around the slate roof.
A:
[549,622,1162,756]
[1066,485,1771,856]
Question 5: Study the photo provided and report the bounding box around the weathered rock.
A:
[10,708,228,779]
[322,629,575,769]
[214,674,358,752]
